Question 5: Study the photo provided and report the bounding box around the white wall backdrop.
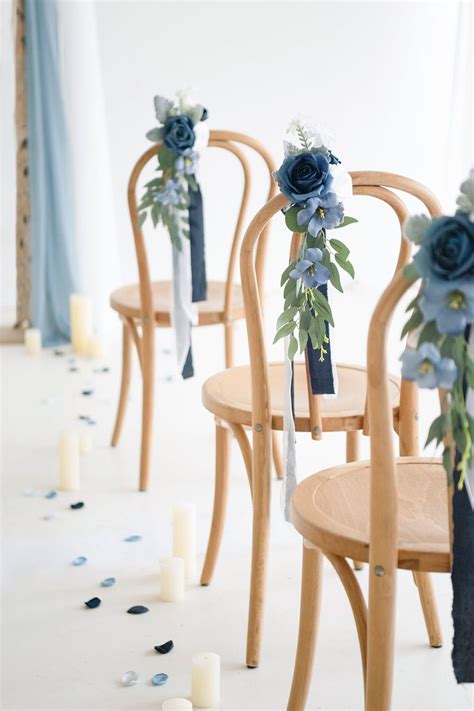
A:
[1,0,472,353]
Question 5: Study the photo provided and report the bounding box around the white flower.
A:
[176,86,195,113]
[404,214,432,244]
[457,168,474,223]
[154,95,174,123]
[329,163,352,201]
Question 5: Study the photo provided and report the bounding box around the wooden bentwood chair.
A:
[110,131,278,491]
[200,172,444,670]
[288,270,451,711]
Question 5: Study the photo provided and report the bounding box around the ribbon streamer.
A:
[305,283,336,395]
[451,326,474,683]
[189,186,207,303]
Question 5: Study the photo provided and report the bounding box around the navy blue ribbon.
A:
[451,325,474,683]
[305,283,336,395]
[181,185,207,379]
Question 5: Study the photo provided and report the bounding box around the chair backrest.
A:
[126,130,276,324]
[239,171,442,482]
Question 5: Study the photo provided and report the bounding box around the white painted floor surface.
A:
[2,321,473,711]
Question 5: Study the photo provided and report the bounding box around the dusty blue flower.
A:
[401,343,457,390]
[296,193,344,236]
[419,279,474,335]
[290,248,330,288]
[414,214,474,282]
[153,180,181,206]
[163,114,195,155]
[175,149,199,175]
[274,152,333,204]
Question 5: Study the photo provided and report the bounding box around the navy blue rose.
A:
[275,152,333,204]
[414,214,474,281]
[163,115,196,155]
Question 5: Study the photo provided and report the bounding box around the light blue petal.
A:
[436,358,457,389]
[314,264,330,285]
[417,370,438,389]
[72,556,87,566]
[151,673,169,687]
[124,535,142,542]
[305,248,323,263]
[418,342,441,363]
[308,214,323,237]
[437,308,466,336]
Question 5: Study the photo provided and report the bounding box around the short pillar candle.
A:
[24,328,41,354]
[162,700,192,710]
[70,294,92,355]
[191,652,220,708]
[173,502,197,580]
[159,557,185,602]
[58,431,80,491]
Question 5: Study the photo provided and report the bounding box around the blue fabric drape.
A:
[25,0,78,345]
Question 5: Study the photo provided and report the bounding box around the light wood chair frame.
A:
[287,266,452,710]
[110,131,277,491]
[232,172,444,669]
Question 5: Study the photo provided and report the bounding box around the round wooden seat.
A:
[291,457,450,573]
[202,362,401,432]
[110,280,245,326]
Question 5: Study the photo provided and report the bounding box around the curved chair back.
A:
[126,131,276,328]
[239,172,442,506]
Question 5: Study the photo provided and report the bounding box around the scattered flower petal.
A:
[154,640,174,655]
[45,490,57,499]
[87,419,96,426]
[81,389,94,397]
[85,597,101,609]
[78,415,89,420]
[54,349,65,356]
[42,514,58,521]
[127,605,149,615]
[121,671,138,687]
[70,501,84,510]
[73,556,87,566]
[100,577,116,587]
[69,367,79,373]
[124,535,142,542]
[151,673,168,687]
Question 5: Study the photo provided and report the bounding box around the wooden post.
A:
[15,0,32,330]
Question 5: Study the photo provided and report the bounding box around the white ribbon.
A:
[281,336,298,521]
[171,239,198,376]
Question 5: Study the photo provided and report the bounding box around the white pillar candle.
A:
[58,431,80,491]
[79,431,92,455]
[69,294,92,355]
[87,335,105,359]
[159,557,185,602]
[162,700,192,710]
[173,502,197,580]
[24,328,41,354]
[191,652,220,708]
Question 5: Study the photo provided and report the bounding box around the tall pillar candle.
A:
[24,328,41,354]
[162,700,192,710]
[172,503,197,580]
[69,294,92,355]
[59,431,80,491]
[191,652,220,708]
[87,335,105,359]
[159,557,185,602]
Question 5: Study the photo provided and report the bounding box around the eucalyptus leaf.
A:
[288,335,298,360]
[329,238,349,259]
[403,262,419,283]
[335,255,355,279]
[273,320,296,343]
[158,145,176,170]
[328,262,343,292]
[334,215,358,229]
[284,206,307,233]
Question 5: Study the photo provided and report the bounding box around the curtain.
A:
[25,0,78,345]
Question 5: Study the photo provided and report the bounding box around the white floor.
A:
[1,323,473,711]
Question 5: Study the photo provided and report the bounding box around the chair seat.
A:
[291,457,450,573]
[202,362,401,432]
[110,280,245,326]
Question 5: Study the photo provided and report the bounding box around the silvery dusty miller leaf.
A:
[151,673,169,686]
[127,605,149,614]
[85,597,101,608]
[154,640,174,654]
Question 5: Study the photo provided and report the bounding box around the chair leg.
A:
[287,543,323,711]
[111,322,132,447]
[138,322,155,492]
[246,426,272,668]
[224,320,234,369]
[346,431,364,571]
[200,423,231,586]
[413,571,443,647]
[272,430,284,480]
[366,564,397,711]
[325,553,368,695]
[228,422,252,495]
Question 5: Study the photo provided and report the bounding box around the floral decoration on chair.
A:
[401,170,474,487]
[273,118,357,361]
[137,91,208,249]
